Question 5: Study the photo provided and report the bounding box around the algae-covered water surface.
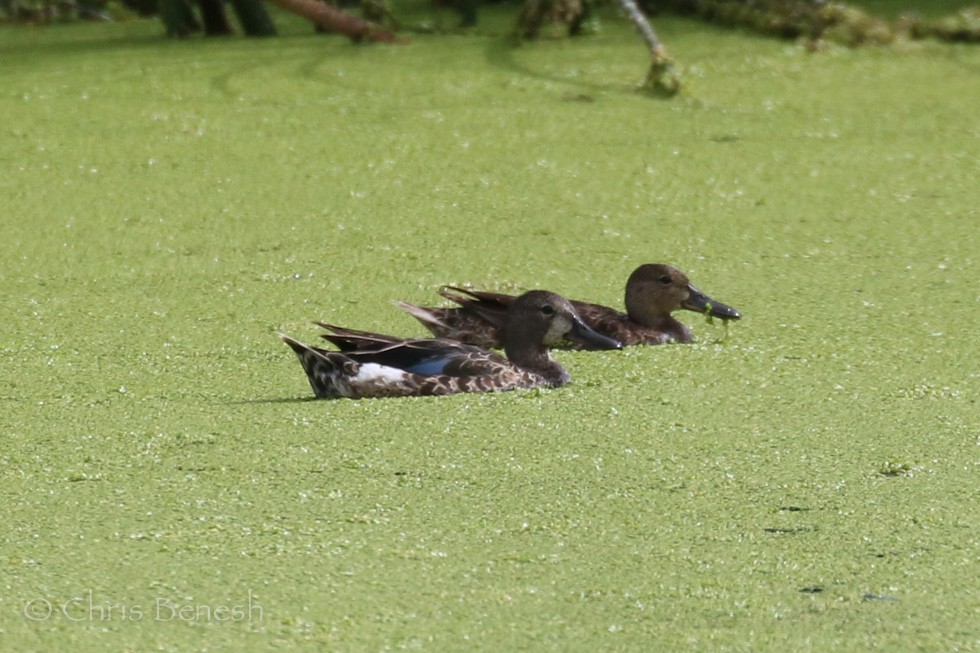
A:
[1,5,978,651]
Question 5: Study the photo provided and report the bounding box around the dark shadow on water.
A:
[232,396,321,405]
[0,26,335,63]
[484,36,637,97]
[0,32,163,57]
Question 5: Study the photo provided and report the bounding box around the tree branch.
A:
[617,0,680,95]
[264,0,403,43]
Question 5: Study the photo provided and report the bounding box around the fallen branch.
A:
[264,0,403,43]
[617,0,681,96]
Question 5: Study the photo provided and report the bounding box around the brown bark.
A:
[264,0,403,43]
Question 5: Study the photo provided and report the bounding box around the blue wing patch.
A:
[405,357,452,376]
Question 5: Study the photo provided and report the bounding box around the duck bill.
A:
[566,316,623,350]
[682,285,741,320]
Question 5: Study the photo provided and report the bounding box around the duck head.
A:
[625,263,741,325]
[505,290,623,356]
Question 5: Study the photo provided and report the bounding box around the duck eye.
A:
[658,275,672,284]
[540,305,555,316]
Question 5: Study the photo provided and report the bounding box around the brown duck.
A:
[398,263,741,349]
[282,290,622,399]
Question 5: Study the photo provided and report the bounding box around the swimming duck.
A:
[282,290,622,399]
[398,263,741,349]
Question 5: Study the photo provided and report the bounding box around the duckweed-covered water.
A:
[1,6,978,651]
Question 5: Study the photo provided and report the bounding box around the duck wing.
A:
[324,331,510,379]
[438,286,514,330]
[315,323,414,352]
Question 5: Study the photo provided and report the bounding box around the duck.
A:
[281,290,622,399]
[397,263,741,349]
